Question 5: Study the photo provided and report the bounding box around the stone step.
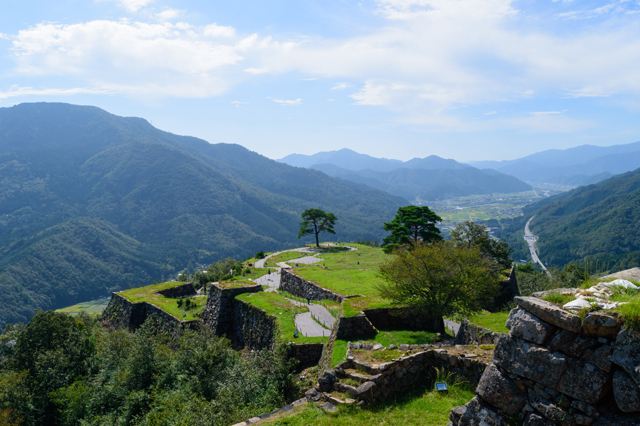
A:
[344,369,372,382]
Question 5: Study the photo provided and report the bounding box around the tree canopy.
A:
[378,242,501,321]
[298,209,338,248]
[450,221,513,269]
[382,205,442,252]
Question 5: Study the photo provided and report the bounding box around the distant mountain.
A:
[504,169,640,271]
[0,102,407,328]
[280,149,529,201]
[470,141,640,185]
[311,164,531,201]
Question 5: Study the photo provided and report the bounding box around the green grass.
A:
[330,329,445,367]
[279,291,341,318]
[263,251,310,267]
[118,282,208,321]
[236,291,328,344]
[542,293,577,306]
[56,299,110,316]
[262,381,474,426]
[467,311,510,334]
[295,244,393,316]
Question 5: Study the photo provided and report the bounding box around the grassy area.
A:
[467,311,510,334]
[119,282,207,321]
[237,291,328,344]
[330,329,445,367]
[295,244,393,316]
[279,290,342,318]
[263,251,309,267]
[542,293,577,306]
[263,381,474,426]
[56,298,110,316]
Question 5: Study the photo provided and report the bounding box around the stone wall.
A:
[307,344,488,406]
[101,293,200,334]
[279,269,343,303]
[449,296,640,426]
[154,283,196,298]
[336,314,377,339]
[287,343,325,372]
[454,319,505,346]
[201,284,276,350]
[364,307,445,334]
[489,266,518,312]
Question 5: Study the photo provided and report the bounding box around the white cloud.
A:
[244,67,269,74]
[155,9,183,21]
[331,82,352,90]
[327,99,336,101]
[0,33,9,40]
[203,23,236,38]
[231,101,247,107]
[270,98,302,106]
[300,77,318,81]
[102,0,154,13]
[530,111,565,116]
[484,111,497,115]
[0,85,112,100]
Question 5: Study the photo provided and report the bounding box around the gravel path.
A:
[286,255,324,266]
[254,248,314,268]
[294,312,331,337]
[255,271,281,292]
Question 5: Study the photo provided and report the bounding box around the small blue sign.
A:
[435,382,448,392]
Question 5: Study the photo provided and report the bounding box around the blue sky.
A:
[1,0,640,162]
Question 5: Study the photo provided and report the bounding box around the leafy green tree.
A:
[382,206,442,252]
[450,221,513,269]
[378,242,501,321]
[298,209,337,248]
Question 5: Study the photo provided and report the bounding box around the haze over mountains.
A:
[0,103,406,327]
[279,149,531,201]
[470,141,640,186]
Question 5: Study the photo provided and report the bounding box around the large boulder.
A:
[556,359,610,404]
[476,364,527,415]
[514,297,582,332]
[547,331,598,358]
[582,312,623,339]
[457,397,508,426]
[506,307,556,345]
[494,334,568,389]
[613,370,640,413]
[523,413,555,426]
[611,329,640,388]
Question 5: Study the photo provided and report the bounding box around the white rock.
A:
[598,279,639,290]
[564,298,593,311]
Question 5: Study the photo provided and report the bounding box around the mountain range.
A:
[279,149,531,201]
[470,141,640,186]
[0,102,406,328]
[497,168,640,271]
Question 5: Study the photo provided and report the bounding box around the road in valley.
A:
[524,216,551,276]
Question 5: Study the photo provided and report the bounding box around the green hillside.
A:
[0,102,406,328]
[515,169,640,270]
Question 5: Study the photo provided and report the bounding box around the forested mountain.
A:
[280,149,530,201]
[502,169,640,271]
[310,163,531,201]
[470,141,640,185]
[0,102,406,327]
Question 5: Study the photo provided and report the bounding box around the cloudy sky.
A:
[1,0,640,162]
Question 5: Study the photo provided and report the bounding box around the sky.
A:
[1,0,640,162]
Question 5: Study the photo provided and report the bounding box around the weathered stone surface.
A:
[450,405,467,425]
[506,307,557,345]
[528,389,576,425]
[355,381,377,400]
[556,359,610,404]
[611,328,640,387]
[457,397,508,426]
[613,370,640,413]
[476,363,527,415]
[493,334,568,389]
[305,388,322,402]
[574,413,595,426]
[583,312,623,339]
[455,319,505,346]
[547,331,599,358]
[584,345,612,373]
[523,413,555,426]
[571,400,598,417]
[317,371,338,392]
[514,296,582,332]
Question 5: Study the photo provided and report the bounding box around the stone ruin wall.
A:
[101,293,200,334]
[449,296,640,426]
[455,319,505,346]
[154,282,197,298]
[279,269,343,303]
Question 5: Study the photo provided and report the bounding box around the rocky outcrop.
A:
[449,294,640,426]
[279,269,343,303]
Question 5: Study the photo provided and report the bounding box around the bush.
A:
[255,251,265,259]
